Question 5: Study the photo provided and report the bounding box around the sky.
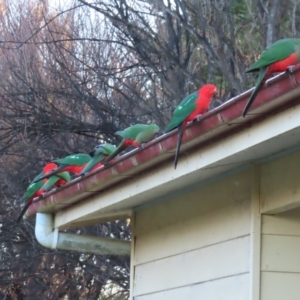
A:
[48,0,76,12]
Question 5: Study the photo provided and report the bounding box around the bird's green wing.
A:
[79,154,105,175]
[41,172,71,191]
[92,143,117,156]
[116,124,151,139]
[103,142,127,164]
[53,153,91,166]
[56,171,71,182]
[40,176,60,191]
[84,144,117,172]
[100,144,117,156]
[246,39,300,72]
[135,124,160,144]
[165,92,198,132]
[23,181,45,203]
[105,124,159,164]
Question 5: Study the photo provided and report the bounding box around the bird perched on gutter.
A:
[103,124,160,165]
[243,38,300,117]
[32,153,91,183]
[165,84,218,169]
[79,143,117,175]
[16,164,71,223]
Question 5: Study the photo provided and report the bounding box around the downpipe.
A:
[35,213,130,256]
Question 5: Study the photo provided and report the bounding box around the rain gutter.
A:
[26,65,300,219]
[28,66,300,253]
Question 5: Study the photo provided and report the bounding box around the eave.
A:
[25,66,300,229]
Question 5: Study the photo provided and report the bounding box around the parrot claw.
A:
[286,66,295,73]
[196,114,203,121]
[140,143,146,149]
[192,114,203,122]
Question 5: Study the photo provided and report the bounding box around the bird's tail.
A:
[174,123,185,169]
[16,200,30,223]
[40,176,61,191]
[243,67,267,117]
[79,155,105,175]
[32,165,66,183]
[103,143,125,165]
[41,172,71,191]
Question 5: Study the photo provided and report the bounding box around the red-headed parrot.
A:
[32,153,91,183]
[16,164,71,223]
[243,38,300,117]
[103,124,160,164]
[165,84,217,169]
[79,143,117,175]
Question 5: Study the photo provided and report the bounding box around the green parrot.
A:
[165,84,217,169]
[79,143,117,175]
[243,38,300,117]
[16,164,71,223]
[103,124,160,164]
[39,171,71,191]
[32,153,91,183]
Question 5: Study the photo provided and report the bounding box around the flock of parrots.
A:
[16,38,300,222]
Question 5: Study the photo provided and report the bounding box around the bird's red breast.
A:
[44,162,58,173]
[63,164,86,175]
[267,52,299,74]
[55,178,68,187]
[186,84,218,122]
[123,139,140,147]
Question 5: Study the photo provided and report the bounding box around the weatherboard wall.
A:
[130,149,300,299]
[259,150,300,300]
[131,169,252,300]
[261,210,300,300]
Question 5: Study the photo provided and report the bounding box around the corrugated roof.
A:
[25,65,300,220]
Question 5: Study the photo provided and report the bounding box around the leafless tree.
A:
[0,0,299,298]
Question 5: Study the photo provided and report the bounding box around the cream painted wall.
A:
[261,209,300,300]
[131,149,300,300]
[131,170,252,299]
[261,150,300,214]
